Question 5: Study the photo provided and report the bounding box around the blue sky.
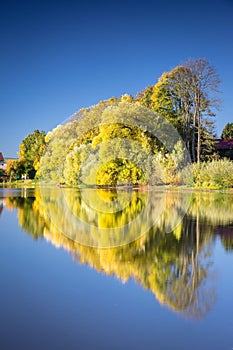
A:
[1,0,233,157]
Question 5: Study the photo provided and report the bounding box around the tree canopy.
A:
[40,100,188,186]
[221,122,233,138]
[12,58,230,186]
[136,59,221,163]
[18,129,46,178]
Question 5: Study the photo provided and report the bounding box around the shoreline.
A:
[1,181,233,193]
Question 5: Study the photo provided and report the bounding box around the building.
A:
[215,139,233,160]
[0,152,7,170]
[0,152,8,182]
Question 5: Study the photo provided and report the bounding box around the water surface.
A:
[0,187,233,350]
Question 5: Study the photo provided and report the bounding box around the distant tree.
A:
[135,86,154,108]
[136,59,221,163]
[185,59,220,164]
[18,130,46,179]
[120,94,133,102]
[6,159,25,181]
[221,122,233,139]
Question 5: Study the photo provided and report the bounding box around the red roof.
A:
[0,152,4,161]
[216,139,233,150]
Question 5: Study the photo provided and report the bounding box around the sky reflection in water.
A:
[0,188,233,350]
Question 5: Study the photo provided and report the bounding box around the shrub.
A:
[179,159,233,188]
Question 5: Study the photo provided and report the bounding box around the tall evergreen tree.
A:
[221,122,233,138]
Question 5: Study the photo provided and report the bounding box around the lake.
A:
[0,187,233,350]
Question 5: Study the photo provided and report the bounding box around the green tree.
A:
[221,122,233,138]
[6,159,25,181]
[19,130,46,178]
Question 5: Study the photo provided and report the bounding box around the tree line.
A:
[5,58,233,186]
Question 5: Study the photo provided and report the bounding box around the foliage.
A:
[95,158,146,185]
[221,122,233,139]
[40,100,187,186]
[6,159,25,181]
[156,140,187,184]
[18,129,46,178]
[136,59,220,163]
[40,99,120,183]
[40,121,79,182]
[179,159,233,188]
[17,59,226,186]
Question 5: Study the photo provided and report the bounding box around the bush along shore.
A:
[1,158,233,192]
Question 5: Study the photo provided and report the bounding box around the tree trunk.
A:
[197,111,201,164]
[192,110,197,163]
[196,91,201,164]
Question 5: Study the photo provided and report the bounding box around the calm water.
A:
[0,187,233,350]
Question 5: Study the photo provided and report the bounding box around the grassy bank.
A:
[178,159,233,189]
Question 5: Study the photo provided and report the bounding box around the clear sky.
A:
[1,0,233,157]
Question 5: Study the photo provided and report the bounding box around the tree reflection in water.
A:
[3,188,233,319]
